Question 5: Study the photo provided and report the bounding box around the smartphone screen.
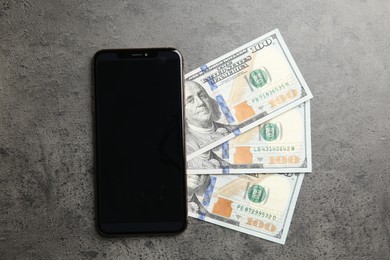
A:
[93,49,187,234]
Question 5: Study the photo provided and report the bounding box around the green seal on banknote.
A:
[249,68,269,88]
[248,184,267,203]
[260,123,279,141]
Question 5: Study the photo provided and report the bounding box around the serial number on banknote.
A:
[236,204,278,221]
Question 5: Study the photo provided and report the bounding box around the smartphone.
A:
[93,48,187,235]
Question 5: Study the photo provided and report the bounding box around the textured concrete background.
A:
[1,0,390,259]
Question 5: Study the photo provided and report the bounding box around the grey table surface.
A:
[1,0,390,259]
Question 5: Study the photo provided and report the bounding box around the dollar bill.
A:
[187,101,312,174]
[185,29,313,161]
[188,173,304,244]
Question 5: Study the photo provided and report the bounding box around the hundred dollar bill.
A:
[188,173,304,244]
[187,101,312,174]
[185,29,313,161]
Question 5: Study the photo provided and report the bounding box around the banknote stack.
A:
[185,29,313,244]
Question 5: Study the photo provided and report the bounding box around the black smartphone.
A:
[93,48,187,235]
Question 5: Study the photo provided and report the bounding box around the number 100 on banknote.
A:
[185,29,313,161]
